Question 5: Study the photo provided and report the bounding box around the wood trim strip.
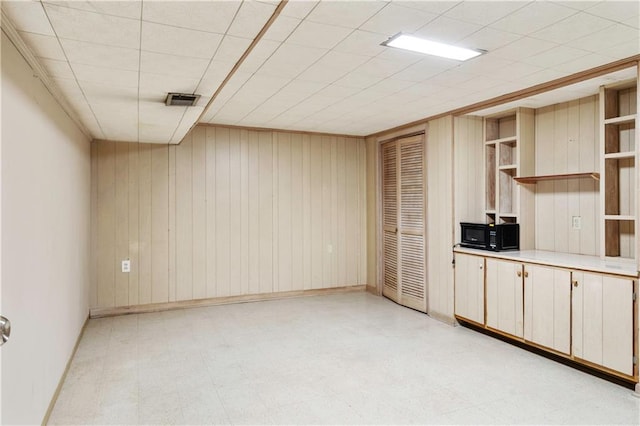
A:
[196,122,362,140]
[41,314,90,426]
[183,1,290,143]
[367,55,640,139]
[90,285,366,318]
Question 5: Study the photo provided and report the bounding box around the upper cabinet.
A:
[484,108,535,249]
[600,79,638,263]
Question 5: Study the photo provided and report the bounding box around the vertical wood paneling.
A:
[240,130,250,295]
[91,126,367,310]
[205,128,217,297]
[277,133,292,292]
[216,127,231,297]
[128,143,140,306]
[150,145,169,303]
[192,127,207,299]
[248,131,260,294]
[114,142,129,307]
[291,134,304,291]
[258,131,273,294]
[90,142,98,307]
[365,136,378,290]
[535,95,599,255]
[138,144,152,304]
[167,144,176,302]
[229,129,242,296]
[97,140,115,308]
[176,133,193,301]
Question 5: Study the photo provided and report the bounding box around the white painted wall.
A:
[1,32,91,424]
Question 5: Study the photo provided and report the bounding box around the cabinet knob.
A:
[524,271,529,278]
[573,280,579,287]
[517,271,522,277]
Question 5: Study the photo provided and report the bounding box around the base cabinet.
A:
[486,258,524,338]
[454,251,637,380]
[524,265,571,355]
[572,272,635,377]
[454,253,485,324]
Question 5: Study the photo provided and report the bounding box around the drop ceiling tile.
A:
[195,60,236,95]
[238,74,293,101]
[514,68,568,87]
[484,61,545,82]
[567,24,639,53]
[623,15,639,28]
[414,15,483,43]
[425,69,476,87]
[490,2,577,35]
[60,38,139,71]
[263,15,302,42]
[457,27,522,52]
[43,1,142,19]
[552,1,603,12]
[491,37,558,62]
[139,101,184,128]
[306,1,386,29]
[531,12,614,44]
[141,22,223,60]
[585,1,639,23]
[296,51,371,83]
[459,56,514,76]
[2,1,55,35]
[259,44,327,78]
[139,72,200,101]
[444,1,529,26]
[141,1,240,34]
[601,40,640,60]
[240,39,281,73]
[334,71,384,89]
[140,51,210,79]
[375,47,427,65]
[367,78,415,96]
[521,45,590,68]
[391,1,460,15]
[40,58,75,79]
[313,84,361,100]
[360,3,438,35]
[79,81,138,103]
[281,0,318,19]
[211,35,253,64]
[171,107,205,143]
[389,58,450,83]
[286,20,353,49]
[551,53,614,74]
[353,57,412,79]
[455,75,504,92]
[17,31,66,61]
[91,100,138,125]
[227,1,276,38]
[333,30,388,57]
[72,62,138,88]
[44,3,140,49]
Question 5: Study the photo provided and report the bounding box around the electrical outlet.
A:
[122,260,131,273]
[572,216,582,230]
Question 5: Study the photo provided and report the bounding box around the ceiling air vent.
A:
[165,93,201,106]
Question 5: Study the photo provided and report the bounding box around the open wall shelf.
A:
[514,172,600,184]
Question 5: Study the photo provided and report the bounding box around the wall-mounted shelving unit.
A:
[514,172,600,184]
[599,79,638,263]
[484,108,535,248]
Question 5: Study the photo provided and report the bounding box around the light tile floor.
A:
[49,292,640,425]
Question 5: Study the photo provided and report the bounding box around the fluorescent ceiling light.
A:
[382,33,484,61]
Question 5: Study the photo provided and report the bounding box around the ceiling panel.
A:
[3,0,639,141]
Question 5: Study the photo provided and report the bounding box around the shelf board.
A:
[499,213,517,218]
[604,151,636,160]
[514,172,600,184]
[485,136,516,145]
[604,114,636,125]
[604,215,635,221]
[499,164,517,170]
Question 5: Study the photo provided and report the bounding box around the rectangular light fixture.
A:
[382,33,484,61]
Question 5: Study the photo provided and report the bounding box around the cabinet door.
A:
[572,272,634,376]
[523,265,570,354]
[486,258,523,338]
[454,253,485,324]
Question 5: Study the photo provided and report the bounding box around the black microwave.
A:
[460,222,519,251]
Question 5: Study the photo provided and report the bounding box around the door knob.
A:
[0,316,10,346]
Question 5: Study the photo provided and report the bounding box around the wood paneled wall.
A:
[535,95,600,255]
[91,126,366,309]
[454,115,484,244]
[426,116,455,322]
[365,135,378,293]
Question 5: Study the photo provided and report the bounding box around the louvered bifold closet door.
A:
[381,135,427,312]
[398,136,426,311]
[382,142,399,301]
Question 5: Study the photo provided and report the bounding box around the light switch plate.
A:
[572,216,582,229]
[122,260,131,273]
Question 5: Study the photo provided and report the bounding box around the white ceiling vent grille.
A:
[165,93,201,107]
